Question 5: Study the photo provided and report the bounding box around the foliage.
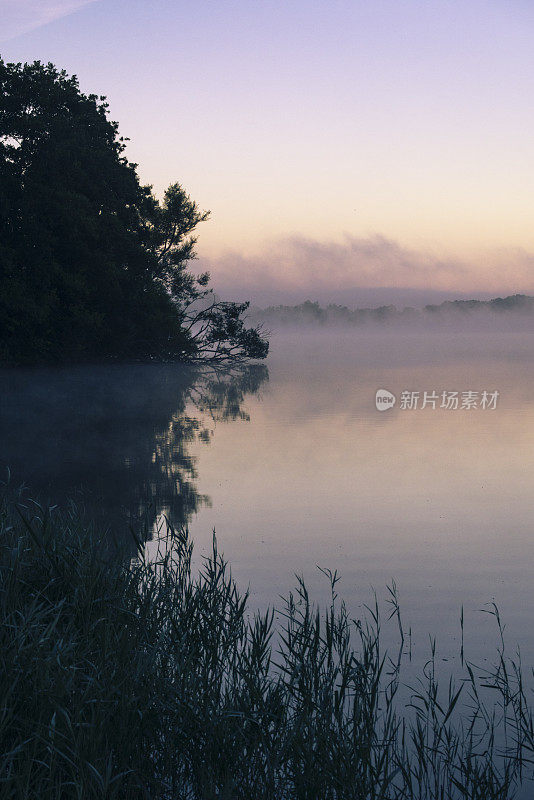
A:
[1,487,533,799]
[0,59,268,364]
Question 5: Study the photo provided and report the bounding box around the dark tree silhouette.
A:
[143,183,269,362]
[0,59,268,364]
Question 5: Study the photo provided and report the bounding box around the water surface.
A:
[186,330,534,674]
[2,330,534,674]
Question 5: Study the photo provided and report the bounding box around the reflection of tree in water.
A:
[0,363,268,546]
[148,364,268,532]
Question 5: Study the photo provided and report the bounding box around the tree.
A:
[143,182,269,361]
[0,59,268,364]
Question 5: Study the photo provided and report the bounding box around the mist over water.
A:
[2,327,534,682]
[184,328,534,682]
[249,293,534,333]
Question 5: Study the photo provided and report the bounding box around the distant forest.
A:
[251,294,534,328]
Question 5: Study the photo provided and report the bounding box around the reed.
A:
[1,487,532,799]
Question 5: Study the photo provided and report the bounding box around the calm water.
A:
[2,329,534,675]
[186,331,534,678]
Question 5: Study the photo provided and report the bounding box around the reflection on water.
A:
[3,330,534,795]
[184,330,534,675]
[0,362,268,550]
[2,330,534,673]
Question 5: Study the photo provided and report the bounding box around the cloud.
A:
[197,234,534,307]
[198,234,471,306]
[0,0,98,42]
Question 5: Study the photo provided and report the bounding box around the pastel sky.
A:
[2,0,534,303]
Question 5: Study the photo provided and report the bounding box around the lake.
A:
[2,328,534,679]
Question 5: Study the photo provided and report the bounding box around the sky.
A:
[2,0,534,305]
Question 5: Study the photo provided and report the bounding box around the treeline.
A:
[251,294,534,328]
[0,60,268,365]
